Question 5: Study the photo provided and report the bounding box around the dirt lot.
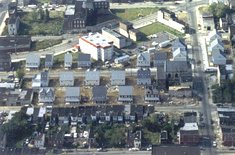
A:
[176,12,188,24]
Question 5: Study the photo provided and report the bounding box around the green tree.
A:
[16,69,25,80]
[0,111,32,142]
[39,8,45,21]
[44,9,50,23]
[208,2,231,18]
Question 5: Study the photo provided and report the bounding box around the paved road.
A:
[0,0,11,34]
[187,0,215,154]
[66,150,151,155]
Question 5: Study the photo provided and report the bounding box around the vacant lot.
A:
[138,22,185,38]
[18,11,63,35]
[32,39,63,51]
[111,7,159,21]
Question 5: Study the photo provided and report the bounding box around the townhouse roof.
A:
[137,53,150,62]
[111,70,125,80]
[78,54,91,61]
[180,130,199,135]
[74,0,87,20]
[41,70,48,82]
[208,29,222,40]
[102,27,125,39]
[129,29,140,34]
[86,70,99,81]
[119,20,133,27]
[45,54,53,63]
[154,52,167,61]
[157,66,166,80]
[92,86,106,99]
[145,85,159,95]
[137,68,151,78]
[8,15,18,24]
[119,86,133,96]
[26,54,40,64]
[202,12,213,18]
[50,132,64,141]
[212,49,226,59]
[35,133,45,141]
[65,53,72,63]
[210,38,224,49]
[39,87,54,96]
[66,87,80,97]
[166,61,189,72]
[60,71,74,81]
[169,86,191,91]
[173,48,187,58]
[0,37,31,47]
[172,38,186,48]
[184,115,197,124]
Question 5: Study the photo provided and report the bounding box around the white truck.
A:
[147,47,156,53]
[159,40,170,48]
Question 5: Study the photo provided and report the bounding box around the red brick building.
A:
[179,123,199,145]
[222,127,235,146]
[0,37,31,53]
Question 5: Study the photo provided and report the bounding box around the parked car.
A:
[212,141,217,147]
[97,148,103,152]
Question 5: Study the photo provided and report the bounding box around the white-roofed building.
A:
[79,33,113,62]
[86,69,100,85]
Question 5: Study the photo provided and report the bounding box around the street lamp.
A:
[14,43,17,54]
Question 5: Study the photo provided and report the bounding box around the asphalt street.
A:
[187,0,215,154]
[0,0,11,32]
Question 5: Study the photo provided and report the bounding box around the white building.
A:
[8,15,20,35]
[79,33,113,62]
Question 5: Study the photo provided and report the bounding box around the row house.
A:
[111,70,125,85]
[77,54,91,68]
[0,53,11,71]
[92,86,106,104]
[118,86,133,104]
[168,86,192,98]
[64,53,72,69]
[65,87,81,104]
[145,86,160,103]
[26,54,40,70]
[60,71,74,86]
[137,68,151,85]
[137,53,150,68]
[39,87,55,105]
[86,69,100,86]
[45,54,53,69]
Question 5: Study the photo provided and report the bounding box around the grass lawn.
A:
[18,11,64,35]
[54,51,81,63]
[138,22,185,38]
[33,39,63,51]
[111,7,159,21]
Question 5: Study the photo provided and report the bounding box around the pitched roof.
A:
[26,54,40,64]
[92,86,106,99]
[78,54,91,61]
[137,68,151,78]
[166,61,189,72]
[8,15,18,24]
[157,66,166,80]
[211,38,224,49]
[45,54,53,62]
[172,38,186,48]
[212,49,226,60]
[66,87,80,97]
[173,48,187,58]
[86,70,99,81]
[137,53,150,62]
[60,71,74,81]
[208,29,222,40]
[0,37,31,46]
[154,53,167,61]
[41,70,48,82]
[111,70,125,80]
[64,53,72,63]
[119,86,133,96]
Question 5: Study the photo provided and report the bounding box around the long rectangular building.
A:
[79,33,113,61]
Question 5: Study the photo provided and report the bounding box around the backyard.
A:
[32,39,63,51]
[111,7,159,21]
[138,22,185,38]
